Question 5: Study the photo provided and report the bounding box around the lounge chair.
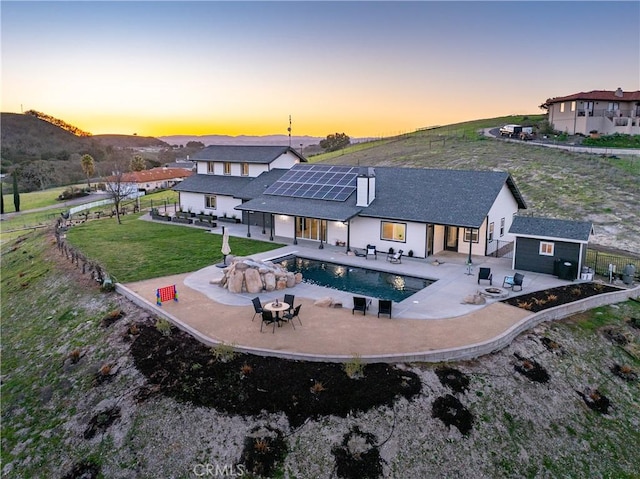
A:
[352,296,371,315]
[282,304,302,326]
[378,299,392,318]
[503,272,525,292]
[478,267,493,285]
[260,310,277,333]
[353,248,366,257]
[251,297,263,322]
[387,250,403,264]
[366,244,377,260]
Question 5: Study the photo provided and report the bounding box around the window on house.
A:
[560,103,565,113]
[571,101,576,111]
[223,162,231,175]
[205,195,217,209]
[241,163,249,176]
[539,242,554,256]
[381,221,406,242]
[608,102,619,111]
[207,162,215,174]
[500,218,505,237]
[488,222,494,242]
[463,228,479,243]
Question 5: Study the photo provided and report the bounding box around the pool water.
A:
[278,255,435,302]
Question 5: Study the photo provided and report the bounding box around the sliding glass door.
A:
[296,217,327,242]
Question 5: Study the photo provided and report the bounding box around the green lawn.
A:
[1,185,77,213]
[65,214,283,282]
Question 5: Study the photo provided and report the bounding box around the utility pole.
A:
[288,115,292,147]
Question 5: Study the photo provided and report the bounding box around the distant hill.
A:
[0,113,173,190]
[158,134,323,148]
[1,113,168,161]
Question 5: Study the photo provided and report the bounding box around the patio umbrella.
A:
[221,226,231,265]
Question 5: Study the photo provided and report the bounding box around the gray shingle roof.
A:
[235,166,526,227]
[509,216,593,242]
[235,169,290,200]
[236,195,361,222]
[191,145,307,163]
[173,174,252,196]
[361,168,526,228]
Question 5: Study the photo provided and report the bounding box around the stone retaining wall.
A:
[116,283,640,364]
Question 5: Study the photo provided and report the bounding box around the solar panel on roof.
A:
[264,165,359,201]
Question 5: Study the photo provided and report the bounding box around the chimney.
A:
[356,167,375,207]
[615,87,623,98]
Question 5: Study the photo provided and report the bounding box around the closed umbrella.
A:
[221,226,231,265]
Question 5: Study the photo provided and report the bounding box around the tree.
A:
[81,154,95,189]
[130,155,146,172]
[12,171,20,212]
[319,133,351,152]
[100,154,135,225]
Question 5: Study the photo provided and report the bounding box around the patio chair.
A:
[378,299,392,318]
[478,267,493,285]
[352,296,371,315]
[260,310,277,333]
[503,272,525,292]
[366,244,377,260]
[284,293,295,314]
[282,304,302,326]
[387,250,403,264]
[251,297,263,322]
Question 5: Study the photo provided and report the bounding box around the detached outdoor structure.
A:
[509,216,594,281]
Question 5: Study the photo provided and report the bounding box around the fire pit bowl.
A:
[480,287,509,299]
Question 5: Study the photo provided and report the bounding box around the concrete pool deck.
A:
[120,222,584,362]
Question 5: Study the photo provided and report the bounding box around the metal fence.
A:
[585,249,640,281]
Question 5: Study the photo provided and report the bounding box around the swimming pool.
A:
[277,255,435,302]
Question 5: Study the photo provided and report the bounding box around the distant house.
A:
[542,88,640,136]
[173,145,528,259]
[509,216,594,280]
[108,167,193,193]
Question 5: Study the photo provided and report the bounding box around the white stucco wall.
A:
[486,183,520,253]
[195,152,298,177]
[270,152,301,170]
[178,192,240,217]
[349,217,428,258]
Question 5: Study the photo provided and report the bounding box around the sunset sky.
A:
[2,1,639,138]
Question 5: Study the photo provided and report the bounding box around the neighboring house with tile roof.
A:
[174,146,529,260]
[107,167,193,193]
[541,88,640,135]
[509,216,594,279]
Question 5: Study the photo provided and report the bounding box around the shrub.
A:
[343,354,365,379]
[210,342,237,363]
[155,318,173,336]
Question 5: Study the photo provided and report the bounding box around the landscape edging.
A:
[115,283,640,364]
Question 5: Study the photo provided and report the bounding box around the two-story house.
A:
[542,88,640,136]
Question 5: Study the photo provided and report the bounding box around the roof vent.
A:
[615,87,623,97]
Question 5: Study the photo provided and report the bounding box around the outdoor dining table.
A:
[263,301,290,324]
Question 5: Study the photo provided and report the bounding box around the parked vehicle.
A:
[499,124,533,140]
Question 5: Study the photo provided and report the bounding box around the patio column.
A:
[293,216,298,245]
[261,213,266,234]
[467,228,473,264]
[246,211,252,238]
[269,214,274,241]
[346,220,351,253]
